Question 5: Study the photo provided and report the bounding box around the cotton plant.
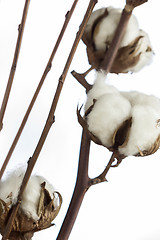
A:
[84,71,160,159]
[0,169,62,240]
[82,6,153,74]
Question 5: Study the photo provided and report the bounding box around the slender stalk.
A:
[0,0,30,131]
[0,0,79,180]
[1,1,97,239]
[57,128,91,240]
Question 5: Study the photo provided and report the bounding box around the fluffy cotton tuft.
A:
[86,93,131,147]
[84,71,118,111]
[85,72,131,147]
[0,170,55,220]
[122,91,160,113]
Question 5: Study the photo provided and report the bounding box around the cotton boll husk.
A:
[93,7,139,51]
[122,91,160,114]
[125,30,153,72]
[85,71,118,111]
[119,105,160,156]
[86,93,131,147]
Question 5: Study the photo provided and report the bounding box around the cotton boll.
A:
[119,105,160,156]
[0,170,55,221]
[86,93,131,147]
[82,6,153,74]
[93,7,139,51]
[85,71,118,111]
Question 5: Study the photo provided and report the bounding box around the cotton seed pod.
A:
[0,174,62,240]
[84,72,160,158]
[82,7,153,73]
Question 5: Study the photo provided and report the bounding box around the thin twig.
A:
[0,0,79,181]
[1,0,97,239]
[0,0,30,131]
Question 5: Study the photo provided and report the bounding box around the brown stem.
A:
[0,0,79,181]
[57,128,91,240]
[0,0,30,131]
[1,0,97,239]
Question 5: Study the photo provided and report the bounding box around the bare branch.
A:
[0,0,30,131]
[0,0,79,181]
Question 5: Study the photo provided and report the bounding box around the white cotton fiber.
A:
[93,7,139,51]
[122,91,160,114]
[85,71,118,111]
[0,170,24,206]
[119,105,160,156]
[86,92,131,147]
[0,170,55,221]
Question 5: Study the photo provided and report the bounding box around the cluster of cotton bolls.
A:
[82,6,153,73]
[85,72,160,157]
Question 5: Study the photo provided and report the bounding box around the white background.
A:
[0,0,160,239]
